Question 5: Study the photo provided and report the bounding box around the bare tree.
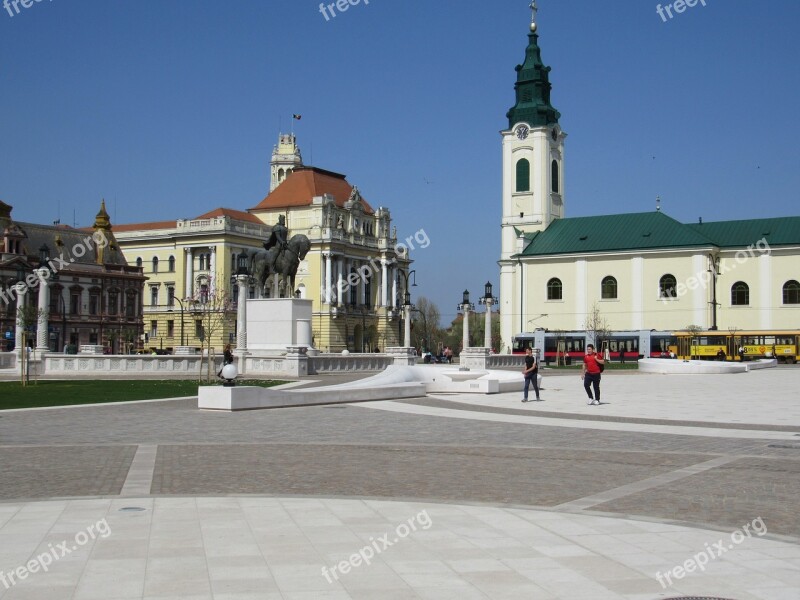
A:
[411,296,441,352]
[583,303,611,353]
[189,283,235,383]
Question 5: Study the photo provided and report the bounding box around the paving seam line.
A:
[119,444,158,497]
[551,455,739,511]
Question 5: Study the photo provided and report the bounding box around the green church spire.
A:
[507,1,560,129]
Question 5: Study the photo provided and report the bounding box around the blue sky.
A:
[2,0,798,326]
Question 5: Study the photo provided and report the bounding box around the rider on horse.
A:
[263,215,289,271]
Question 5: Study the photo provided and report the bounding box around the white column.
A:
[759,252,772,330]
[14,284,25,354]
[184,247,193,298]
[462,308,470,350]
[325,253,333,304]
[209,247,216,293]
[381,259,388,308]
[391,266,398,308]
[236,275,248,351]
[484,300,493,350]
[404,305,412,348]
[337,257,345,307]
[358,261,366,305]
[36,270,50,351]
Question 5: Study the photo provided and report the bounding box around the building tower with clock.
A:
[499,1,566,349]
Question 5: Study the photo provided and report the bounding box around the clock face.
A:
[516,126,529,140]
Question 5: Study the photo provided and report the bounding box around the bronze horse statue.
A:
[249,234,311,296]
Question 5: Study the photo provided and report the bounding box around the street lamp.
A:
[230,250,255,351]
[172,297,187,347]
[399,270,416,348]
[479,281,496,350]
[457,289,475,351]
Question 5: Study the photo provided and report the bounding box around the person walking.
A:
[521,347,540,402]
[582,344,604,405]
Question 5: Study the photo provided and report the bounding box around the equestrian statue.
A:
[250,215,311,296]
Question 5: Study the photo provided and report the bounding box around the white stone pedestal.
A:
[460,347,490,370]
[386,347,417,366]
[246,299,314,352]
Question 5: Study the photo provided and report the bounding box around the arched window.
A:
[168,256,175,272]
[516,159,530,192]
[152,257,159,274]
[547,278,562,300]
[601,276,617,299]
[659,274,677,299]
[278,168,285,182]
[551,159,560,194]
[731,282,749,306]
[783,280,800,304]
[200,283,209,304]
[136,257,142,269]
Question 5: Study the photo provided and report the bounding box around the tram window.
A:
[763,336,776,345]
[545,338,558,353]
[706,336,725,345]
[776,336,792,345]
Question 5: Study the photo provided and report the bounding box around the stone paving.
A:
[0,368,798,599]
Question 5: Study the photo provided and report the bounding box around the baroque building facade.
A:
[499,7,800,352]
[115,133,411,353]
[0,200,146,353]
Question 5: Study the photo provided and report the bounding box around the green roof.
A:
[686,217,800,248]
[507,31,560,129]
[519,212,716,256]
[518,212,800,257]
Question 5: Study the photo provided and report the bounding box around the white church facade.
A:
[498,5,800,353]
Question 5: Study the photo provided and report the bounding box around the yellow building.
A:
[114,208,271,352]
[115,134,411,353]
[248,161,410,352]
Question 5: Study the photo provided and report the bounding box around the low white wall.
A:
[487,354,526,369]
[636,358,772,374]
[0,352,16,369]
[45,354,219,375]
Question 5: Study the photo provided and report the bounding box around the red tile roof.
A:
[194,207,264,224]
[112,220,178,233]
[250,167,374,214]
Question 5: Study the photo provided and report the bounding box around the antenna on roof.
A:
[656,196,661,212]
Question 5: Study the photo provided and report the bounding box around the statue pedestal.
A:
[386,347,417,366]
[460,347,491,370]
[246,299,314,352]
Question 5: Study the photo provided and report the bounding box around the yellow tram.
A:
[674,330,799,363]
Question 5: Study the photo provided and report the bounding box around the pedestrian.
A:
[581,344,604,406]
[217,343,234,378]
[521,347,540,402]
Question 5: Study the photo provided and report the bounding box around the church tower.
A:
[500,1,565,262]
[270,133,304,193]
[500,1,565,351]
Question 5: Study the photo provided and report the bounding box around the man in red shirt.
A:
[581,344,605,406]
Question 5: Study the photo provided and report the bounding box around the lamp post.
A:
[479,281,495,351]
[173,297,187,347]
[230,250,254,352]
[399,270,416,349]
[457,289,475,351]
